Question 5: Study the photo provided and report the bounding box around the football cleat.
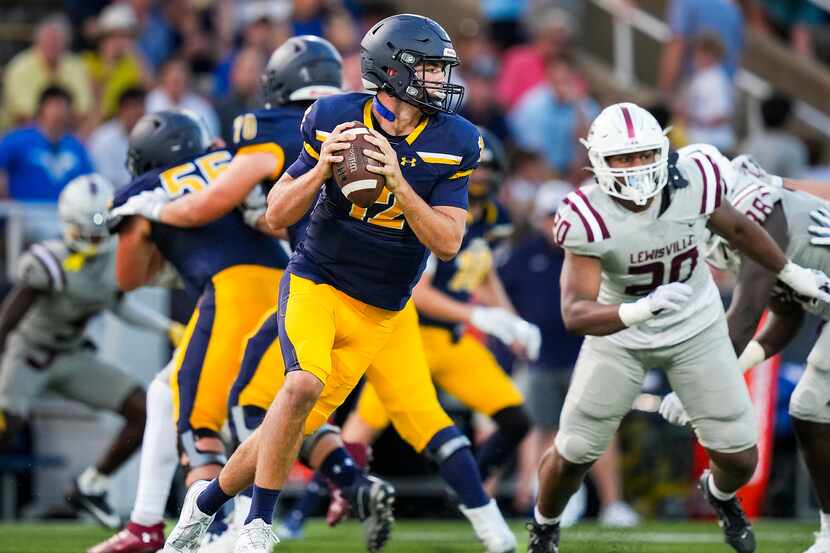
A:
[66,482,122,530]
[460,499,516,553]
[199,506,237,553]
[699,470,756,553]
[86,522,164,553]
[233,519,279,553]
[162,480,216,553]
[526,521,560,553]
[275,512,305,541]
[599,501,640,528]
[351,475,395,552]
[326,488,349,527]
[804,532,830,553]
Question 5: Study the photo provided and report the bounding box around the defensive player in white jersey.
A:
[659,148,830,553]
[0,174,181,530]
[526,103,830,553]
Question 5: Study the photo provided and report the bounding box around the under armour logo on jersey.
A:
[400,157,417,167]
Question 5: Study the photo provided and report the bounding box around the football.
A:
[331,123,386,208]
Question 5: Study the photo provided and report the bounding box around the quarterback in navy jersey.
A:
[163,14,518,553]
[344,129,537,491]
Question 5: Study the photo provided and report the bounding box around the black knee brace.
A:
[492,405,531,442]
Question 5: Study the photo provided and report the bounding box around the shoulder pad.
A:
[553,188,610,255]
[17,242,67,291]
[729,179,780,225]
[677,149,729,216]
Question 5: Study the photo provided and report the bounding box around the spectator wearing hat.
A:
[82,3,152,123]
[87,87,147,189]
[1,15,92,127]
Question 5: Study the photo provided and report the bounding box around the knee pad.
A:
[179,429,227,472]
[491,405,531,442]
[695,413,758,454]
[789,364,830,424]
[554,431,601,465]
[228,405,266,448]
[298,423,340,467]
[426,426,472,464]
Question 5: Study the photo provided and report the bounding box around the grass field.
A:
[0,519,819,553]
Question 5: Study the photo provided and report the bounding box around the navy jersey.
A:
[113,149,289,298]
[420,201,513,331]
[285,92,481,310]
[228,105,309,250]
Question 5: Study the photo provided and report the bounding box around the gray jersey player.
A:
[526,103,830,553]
[0,174,181,529]
[660,147,830,553]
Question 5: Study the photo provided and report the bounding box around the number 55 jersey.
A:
[554,149,730,349]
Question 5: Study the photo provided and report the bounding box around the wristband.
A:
[618,300,653,327]
[737,340,766,373]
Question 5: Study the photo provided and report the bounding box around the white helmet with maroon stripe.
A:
[58,173,114,254]
[582,102,670,206]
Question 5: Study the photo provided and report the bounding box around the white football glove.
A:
[470,306,517,346]
[659,392,690,426]
[808,207,830,246]
[241,186,267,229]
[778,261,830,304]
[618,282,694,327]
[109,188,169,222]
[511,318,542,361]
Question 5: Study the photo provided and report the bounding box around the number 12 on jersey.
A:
[349,188,405,230]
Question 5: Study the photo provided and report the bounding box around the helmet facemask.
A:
[62,214,112,255]
[395,51,464,114]
[587,144,669,206]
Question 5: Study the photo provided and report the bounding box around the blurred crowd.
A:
[0,0,828,520]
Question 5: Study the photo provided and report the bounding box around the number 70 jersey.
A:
[554,150,730,349]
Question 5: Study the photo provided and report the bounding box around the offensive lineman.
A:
[659,148,830,553]
[527,103,830,553]
[0,174,180,529]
